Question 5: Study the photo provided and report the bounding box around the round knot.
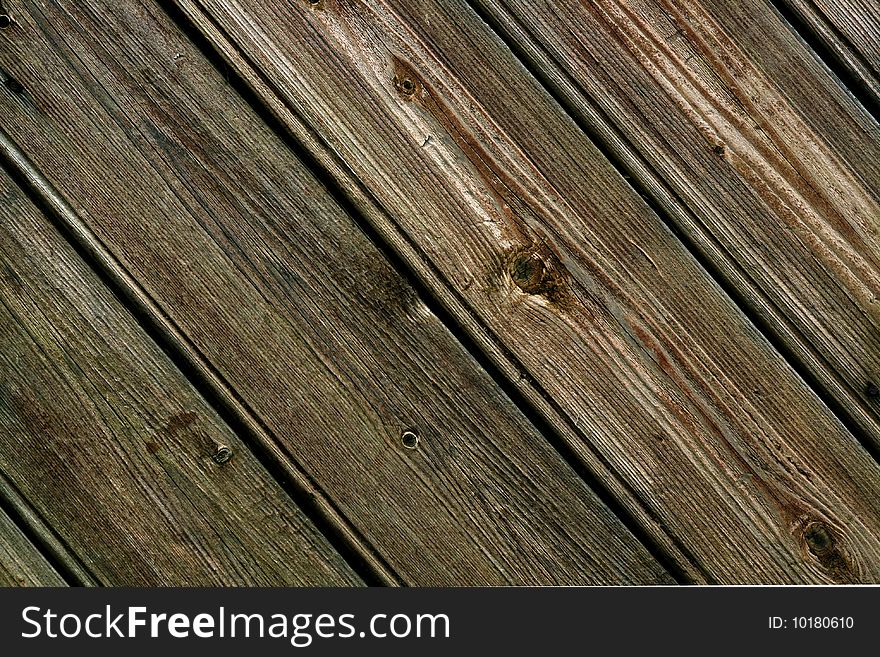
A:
[509,251,550,295]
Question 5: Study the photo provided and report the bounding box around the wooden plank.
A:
[0,471,95,585]
[776,0,880,105]
[471,0,880,446]
[0,172,362,586]
[0,505,66,587]
[0,0,668,585]
[163,0,880,583]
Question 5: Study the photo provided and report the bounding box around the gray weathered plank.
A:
[166,0,880,582]
[777,0,879,104]
[0,504,66,587]
[0,472,95,585]
[0,171,362,586]
[472,0,880,445]
[0,0,668,584]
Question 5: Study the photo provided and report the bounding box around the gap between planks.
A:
[2,159,367,586]
[0,132,400,587]
[0,503,66,587]
[154,0,704,582]
[0,0,672,585]
[768,0,879,119]
[156,0,880,583]
[465,0,880,465]
[0,469,95,586]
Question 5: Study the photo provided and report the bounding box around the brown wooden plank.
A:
[162,0,880,583]
[471,0,880,446]
[0,171,362,586]
[0,472,95,585]
[0,0,668,585]
[0,505,66,587]
[777,0,880,104]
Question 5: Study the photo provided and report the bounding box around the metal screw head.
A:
[212,446,233,464]
[401,430,419,449]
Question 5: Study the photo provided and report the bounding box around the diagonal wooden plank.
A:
[1,171,362,586]
[0,503,66,587]
[0,0,668,585]
[159,0,880,582]
[470,0,880,447]
[774,0,879,108]
[0,471,95,585]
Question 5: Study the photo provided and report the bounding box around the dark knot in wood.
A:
[802,520,855,583]
[394,75,418,100]
[507,244,568,303]
[509,251,549,295]
[803,521,834,556]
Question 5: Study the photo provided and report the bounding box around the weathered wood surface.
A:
[0,0,669,585]
[167,0,880,583]
[777,0,879,105]
[473,0,880,444]
[0,171,362,586]
[0,471,95,585]
[0,504,65,587]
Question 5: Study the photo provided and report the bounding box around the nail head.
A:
[401,430,419,449]
[212,446,233,464]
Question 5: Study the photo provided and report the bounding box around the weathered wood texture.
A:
[0,505,65,587]
[472,0,880,444]
[0,171,362,586]
[0,471,95,585]
[777,0,880,104]
[0,0,668,585]
[168,0,880,583]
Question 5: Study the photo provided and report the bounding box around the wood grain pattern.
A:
[0,0,668,585]
[0,171,362,586]
[777,0,879,104]
[0,505,65,587]
[167,0,880,582]
[472,0,880,445]
[0,471,96,585]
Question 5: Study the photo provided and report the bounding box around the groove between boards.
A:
[767,0,879,121]
[0,469,96,586]
[157,0,701,583]
[465,0,880,466]
[0,129,400,587]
